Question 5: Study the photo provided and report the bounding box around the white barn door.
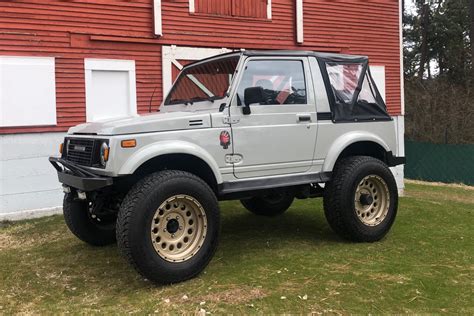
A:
[84,59,137,122]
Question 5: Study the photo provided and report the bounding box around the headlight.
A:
[99,142,110,166]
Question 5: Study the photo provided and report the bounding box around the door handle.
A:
[297,114,312,122]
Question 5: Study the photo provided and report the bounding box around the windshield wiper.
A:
[166,95,224,106]
[190,96,224,103]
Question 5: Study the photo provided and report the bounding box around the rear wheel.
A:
[323,156,398,242]
[116,170,220,284]
[241,192,294,216]
[63,194,116,246]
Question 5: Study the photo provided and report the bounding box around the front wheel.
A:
[116,170,220,284]
[63,194,117,246]
[323,156,398,242]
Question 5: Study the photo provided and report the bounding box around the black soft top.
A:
[243,50,368,63]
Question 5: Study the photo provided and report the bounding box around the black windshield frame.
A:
[164,56,240,106]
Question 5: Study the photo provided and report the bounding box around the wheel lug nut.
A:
[163,229,167,232]
[179,226,183,230]
[166,216,170,221]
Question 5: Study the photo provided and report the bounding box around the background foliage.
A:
[403,0,473,144]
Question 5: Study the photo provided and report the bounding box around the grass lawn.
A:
[1,182,473,314]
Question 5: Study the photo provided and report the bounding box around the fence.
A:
[405,139,474,186]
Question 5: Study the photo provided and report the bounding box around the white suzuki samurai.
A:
[50,50,405,284]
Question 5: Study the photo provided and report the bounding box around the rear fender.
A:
[322,132,390,172]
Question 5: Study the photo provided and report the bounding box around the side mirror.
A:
[243,87,264,115]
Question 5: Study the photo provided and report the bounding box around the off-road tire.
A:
[323,156,398,242]
[116,170,220,284]
[63,194,116,246]
[241,193,294,216]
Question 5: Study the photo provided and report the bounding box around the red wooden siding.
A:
[0,1,161,134]
[232,0,267,18]
[195,0,267,18]
[303,1,401,115]
[0,0,401,134]
[196,0,232,16]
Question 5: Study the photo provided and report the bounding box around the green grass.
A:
[1,182,473,314]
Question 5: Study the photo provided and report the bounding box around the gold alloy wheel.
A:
[354,175,390,226]
[151,195,207,262]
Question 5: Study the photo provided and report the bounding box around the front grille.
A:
[66,138,95,166]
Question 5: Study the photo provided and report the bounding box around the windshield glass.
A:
[164,56,240,106]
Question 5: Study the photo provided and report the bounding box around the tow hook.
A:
[62,185,71,193]
[77,190,87,200]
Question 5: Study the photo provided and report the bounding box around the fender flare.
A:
[118,140,223,184]
[322,132,390,172]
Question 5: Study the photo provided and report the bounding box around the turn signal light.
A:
[121,139,137,148]
[59,143,64,154]
[103,146,110,162]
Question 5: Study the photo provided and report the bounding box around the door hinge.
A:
[225,154,243,164]
[223,116,240,124]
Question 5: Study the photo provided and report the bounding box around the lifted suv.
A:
[50,50,405,284]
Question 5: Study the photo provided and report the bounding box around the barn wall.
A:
[0,132,65,219]
[0,0,403,216]
[0,1,162,134]
[0,0,401,136]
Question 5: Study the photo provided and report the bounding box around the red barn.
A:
[0,0,404,218]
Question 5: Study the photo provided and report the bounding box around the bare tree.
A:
[418,3,430,80]
[470,0,474,72]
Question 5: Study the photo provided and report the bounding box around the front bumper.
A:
[49,157,113,191]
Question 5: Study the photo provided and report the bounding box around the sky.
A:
[405,0,416,14]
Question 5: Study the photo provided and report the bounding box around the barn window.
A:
[0,56,56,127]
[193,0,270,19]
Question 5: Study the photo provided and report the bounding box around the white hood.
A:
[68,111,212,135]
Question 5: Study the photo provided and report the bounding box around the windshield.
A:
[164,56,240,106]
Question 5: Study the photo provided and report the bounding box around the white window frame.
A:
[84,59,137,122]
[162,45,232,98]
[296,0,303,44]
[153,0,162,36]
[189,0,272,19]
[0,56,57,127]
[370,65,386,102]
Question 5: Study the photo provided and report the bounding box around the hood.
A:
[68,111,212,135]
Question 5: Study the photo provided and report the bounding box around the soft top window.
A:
[318,57,390,122]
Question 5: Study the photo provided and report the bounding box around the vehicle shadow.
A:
[219,205,342,245]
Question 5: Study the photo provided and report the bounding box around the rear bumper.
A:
[386,151,406,167]
[49,157,113,191]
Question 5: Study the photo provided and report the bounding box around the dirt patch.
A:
[327,263,352,273]
[406,189,474,205]
[195,286,266,304]
[405,179,474,191]
[0,224,65,251]
[0,223,35,251]
[368,273,411,283]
